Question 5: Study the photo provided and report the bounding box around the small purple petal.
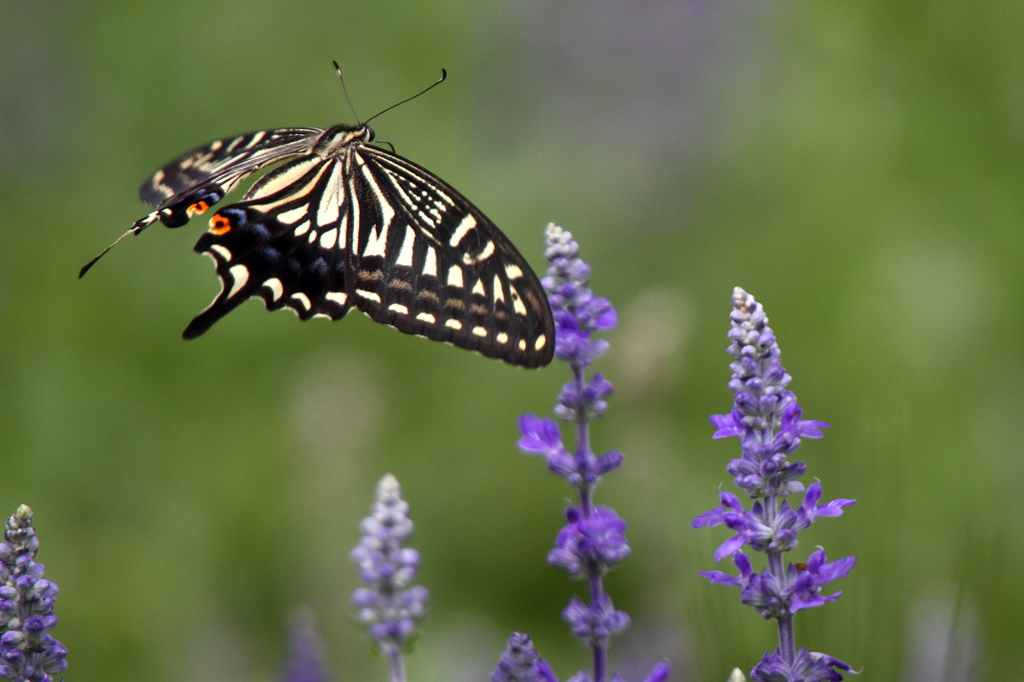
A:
[691,507,725,529]
[518,415,565,457]
[802,482,823,508]
[710,413,743,439]
[713,534,746,563]
[537,659,560,682]
[719,491,744,511]
[586,373,614,400]
[594,309,617,330]
[699,570,745,587]
[733,551,754,577]
[642,662,671,682]
[594,450,624,475]
[815,499,857,518]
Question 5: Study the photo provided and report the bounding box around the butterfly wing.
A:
[137,128,322,228]
[344,147,554,367]
[184,155,354,338]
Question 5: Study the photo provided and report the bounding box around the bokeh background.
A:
[2,0,1023,680]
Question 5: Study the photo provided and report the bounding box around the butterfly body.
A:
[90,120,554,368]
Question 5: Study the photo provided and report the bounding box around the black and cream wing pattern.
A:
[83,124,554,368]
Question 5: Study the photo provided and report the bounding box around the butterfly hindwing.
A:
[184,156,354,338]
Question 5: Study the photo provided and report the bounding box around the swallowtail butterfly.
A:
[82,68,554,368]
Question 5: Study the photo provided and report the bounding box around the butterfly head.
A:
[314,124,375,158]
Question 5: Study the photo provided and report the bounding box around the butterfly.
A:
[81,67,554,368]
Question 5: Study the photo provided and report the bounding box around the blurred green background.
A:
[2,0,1023,680]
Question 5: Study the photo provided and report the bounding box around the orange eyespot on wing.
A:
[209,214,232,235]
[187,200,211,217]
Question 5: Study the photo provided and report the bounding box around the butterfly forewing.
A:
[104,119,554,368]
[139,128,321,207]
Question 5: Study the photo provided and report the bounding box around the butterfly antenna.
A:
[333,61,361,125]
[364,69,447,126]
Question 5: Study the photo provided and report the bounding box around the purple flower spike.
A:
[350,475,428,681]
[0,505,68,682]
[543,224,618,370]
[694,289,857,680]
[491,633,559,682]
[507,226,667,682]
[707,288,833,500]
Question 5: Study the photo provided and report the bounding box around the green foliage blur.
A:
[2,0,1022,680]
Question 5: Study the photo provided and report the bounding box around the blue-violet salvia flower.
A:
[350,475,428,682]
[0,505,68,682]
[499,224,667,682]
[693,288,856,682]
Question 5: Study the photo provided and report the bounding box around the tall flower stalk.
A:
[350,474,428,682]
[0,505,68,682]
[505,224,668,682]
[693,288,856,682]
